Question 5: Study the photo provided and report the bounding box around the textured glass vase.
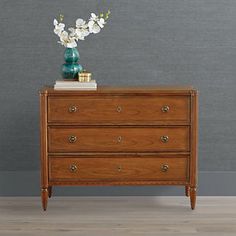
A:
[61,48,83,80]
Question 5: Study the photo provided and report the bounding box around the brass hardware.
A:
[68,105,77,113]
[161,135,169,143]
[161,164,169,172]
[117,106,122,113]
[78,70,92,82]
[69,164,77,173]
[117,165,122,172]
[117,136,122,143]
[190,187,197,192]
[69,135,77,143]
[41,188,48,193]
[162,105,170,113]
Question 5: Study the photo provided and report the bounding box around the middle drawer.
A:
[48,127,189,152]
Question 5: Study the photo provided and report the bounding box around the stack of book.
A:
[54,80,97,90]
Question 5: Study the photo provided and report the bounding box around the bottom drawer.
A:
[49,156,189,182]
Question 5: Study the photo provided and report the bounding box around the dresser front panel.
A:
[48,126,190,153]
[48,96,190,124]
[49,156,188,182]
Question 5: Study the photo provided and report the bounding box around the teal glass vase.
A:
[61,48,83,80]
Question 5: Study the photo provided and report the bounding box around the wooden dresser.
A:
[40,86,198,210]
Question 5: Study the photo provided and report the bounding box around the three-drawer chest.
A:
[40,86,198,210]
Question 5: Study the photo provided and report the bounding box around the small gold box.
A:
[78,70,92,82]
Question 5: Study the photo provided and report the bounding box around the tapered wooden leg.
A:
[48,186,52,198]
[185,186,190,197]
[41,188,48,211]
[190,187,197,210]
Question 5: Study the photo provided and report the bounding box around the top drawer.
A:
[48,96,190,124]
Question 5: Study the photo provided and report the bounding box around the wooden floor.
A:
[0,197,236,236]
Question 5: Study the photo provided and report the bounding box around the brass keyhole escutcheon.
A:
[69,164,78,173]
[117,106,122,113]
[161,164,169,172]
[68,105,78,113]
[117,136,122,143]
[117,165,122,172]
[161,135,169,143]
[161,105,170,113]
[69,135,77,143]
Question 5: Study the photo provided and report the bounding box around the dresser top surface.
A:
[40,86,197,95]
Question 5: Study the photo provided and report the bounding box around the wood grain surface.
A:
[48,95,190,123]
[49,156,188,182]
[48,126,190,152]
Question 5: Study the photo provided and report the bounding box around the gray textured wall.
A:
[1,0,236,195]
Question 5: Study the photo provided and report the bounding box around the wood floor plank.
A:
[0,197,236,236]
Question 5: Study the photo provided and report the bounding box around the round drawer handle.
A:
[161,135,169,143]
[161,164,169,172]
[117,106,122,113]
[68,135,77,143]
[161,105,170,113]
[68,105,78,113]
[69,164,78,173]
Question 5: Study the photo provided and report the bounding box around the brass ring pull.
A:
[161,135,169,143]
[117,106,122,113]
[68,105,78,113]
[117,136,122,143]
[69,135,77,143]
[69,164,77,173]
[161,164,169,172]
[162,105,170,113]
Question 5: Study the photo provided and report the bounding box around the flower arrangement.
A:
[53,10,111,48]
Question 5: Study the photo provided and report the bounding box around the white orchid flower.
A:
[69,27,86,40]
[66,38,77,48]
[75,29,85,40]
[76,18,86,28]
[58,31,77,48]
[97,18,105,28]
[53,11,110,48]
[59,31,68,42]
[53,19,58,26]
[76,18,90,38]
[68,27,76,37]
[88,20,101,34]
[88,13,106,34]
[53,19,65,36]
[89,13,106,27]
[90,13,98,21]
[81,28,90,37]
